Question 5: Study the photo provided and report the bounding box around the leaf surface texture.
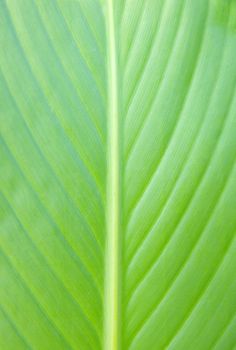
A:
[0,0,236,349]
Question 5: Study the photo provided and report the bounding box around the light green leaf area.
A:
[0,0,236,349]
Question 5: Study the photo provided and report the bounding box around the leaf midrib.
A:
[104,1,121,350]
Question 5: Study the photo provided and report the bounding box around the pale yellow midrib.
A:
[104,0,120,349]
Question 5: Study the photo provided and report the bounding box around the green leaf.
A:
[0,0,236,349]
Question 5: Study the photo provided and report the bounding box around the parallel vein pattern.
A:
[1,0,236,349]
[0,0,106,349]
[122,0,236,349]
